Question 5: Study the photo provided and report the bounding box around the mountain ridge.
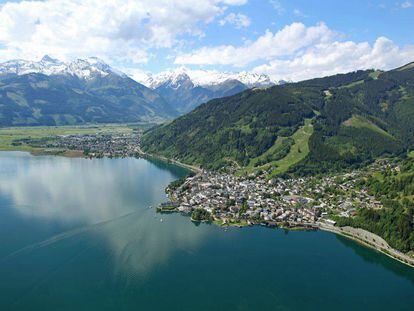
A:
[136,67,277,89]
[0,55,126,80]
[135,67,279,113]
[0,56,281,115]
[141,62,414,175]
[0,56,177,126]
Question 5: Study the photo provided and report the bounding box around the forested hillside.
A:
[142,86,317,169]
[337,157,414,253]
[0,57,177,126]
[142,62,414,175]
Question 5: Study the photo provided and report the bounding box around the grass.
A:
[245,136,290,169]
[269,119,313,176]
[408,151,414,158]
[340,80,365,89]
[0,124,134,152]
[323,90,333,98]
[239,119,313,176]
[342,115,394,139]
[369,71,382,79]
[372,171,385,182]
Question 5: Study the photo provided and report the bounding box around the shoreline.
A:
[137,149,201,174]
[3,148,413,269]
[317,223,414,269]
[0,147,87,158]
[156,204,414,269]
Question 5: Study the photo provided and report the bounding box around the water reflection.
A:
[0,152,206,276]
[335,234,414,284]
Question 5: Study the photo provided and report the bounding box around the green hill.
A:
[0,73,176,126]
[141,63,414,175]
[142,85,316,170]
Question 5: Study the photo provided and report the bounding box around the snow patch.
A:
[0,56,126,80]
[137,67,277,89]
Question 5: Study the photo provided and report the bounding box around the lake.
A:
[0,151,413,310]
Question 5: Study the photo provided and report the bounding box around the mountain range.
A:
[0,56,278,125]
[136,67,278,113]
[142,62,414,175]
[0,56,176,126]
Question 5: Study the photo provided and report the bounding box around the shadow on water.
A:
[335,234,414,284]
[144,156,191,177]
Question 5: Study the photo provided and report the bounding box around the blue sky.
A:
[0,0,413,81]
[195,0,413,47]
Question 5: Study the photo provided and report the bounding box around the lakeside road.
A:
[317,222,414,268]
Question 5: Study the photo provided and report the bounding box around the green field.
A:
[269,119,313,176]
[340,79,365,89]
[240,119,314,176]
[0,124,135,153]
[343,115,394,139]
[245,136,292,168]
[369,70,382,79]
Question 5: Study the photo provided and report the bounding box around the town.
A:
[158,161,394,229]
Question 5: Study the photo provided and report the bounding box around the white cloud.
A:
[120,66,152,84]
[219,13,251,28]
[0,0,246,64]
[253,37,414,81]
[0,1,411,83]
[175,22,334,66]
[293,9,308,18]
[174,22,414,81]
[269,0,285,14]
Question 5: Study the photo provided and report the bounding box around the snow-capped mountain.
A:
[134,67,277,113]
[148,68,194,90]
[0,55,126,80]
[0,56,176,126]
[138,67,276,89]
[0,56,282,122]
[188,69,275,88]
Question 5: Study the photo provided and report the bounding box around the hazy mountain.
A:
[0,56,176,126]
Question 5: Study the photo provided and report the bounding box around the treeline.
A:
[291,69,373,89]
[337,199,414,253]
[142,87,315,169]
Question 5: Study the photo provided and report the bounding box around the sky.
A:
[0,0,413,81]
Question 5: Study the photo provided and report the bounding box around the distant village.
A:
[24,132,142,158]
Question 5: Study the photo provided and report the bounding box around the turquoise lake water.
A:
[0,151,413,310]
